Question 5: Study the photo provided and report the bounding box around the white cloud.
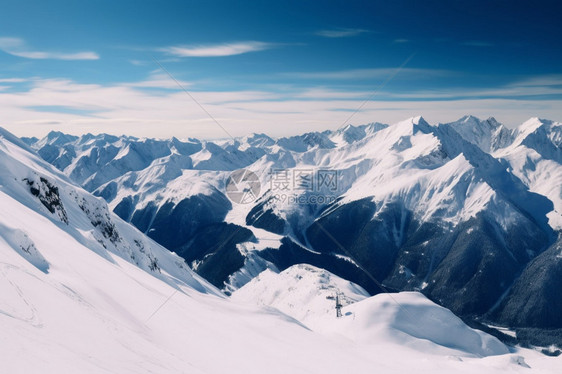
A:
[315,28,369,38]
[0,78,28,83]
[0,75,561,140]
[11,50,99,60]
[161,41,274,57]
[0,37,99,60]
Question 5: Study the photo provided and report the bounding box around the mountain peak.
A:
[443,115,512,152]
[332,123,367,144]
[242,132,275,147]
[363,121,389,135]
[459,114,481,123]
[516,117,548,137]
[412,115,429,126]
[455,115,505,130]
[408,115,432,133]
[46,130,65,138]
[37,131,77,147]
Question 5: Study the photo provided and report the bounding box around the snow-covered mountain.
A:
[22,115,562,347]
[6,127,560,373]
[1,128,211,291]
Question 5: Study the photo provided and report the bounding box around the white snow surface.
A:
[1,130,561,372]
[232,264,370,324]
[233,265,561,372]
[233,264,507,357]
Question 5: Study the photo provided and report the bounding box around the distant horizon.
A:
[9,114,558,142]
[1,0,561,139]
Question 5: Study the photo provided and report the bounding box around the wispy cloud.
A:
[295,88,371,100]
[509,75,562,87]
[0,37,99,60]
[315,28,369,38]
[284,68,455,80]
[1,74,561,139]
[0,78,28,83]
[161,41,274,57]
[125,71,193,89]
[462,41,494,47]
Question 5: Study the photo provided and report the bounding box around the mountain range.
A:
[20,115,562,346]
[5,124,560,372]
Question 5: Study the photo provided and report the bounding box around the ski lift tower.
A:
[335,293,343,318]
[326,292,343,318]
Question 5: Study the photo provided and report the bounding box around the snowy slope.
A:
[234,266,507,357]
[5,129,562,373]
[232,265,562,371]
[0,194,361,374]
[232,264,370,324]
[0,129,213,293]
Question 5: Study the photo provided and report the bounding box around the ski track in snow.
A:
[0,263,43,328]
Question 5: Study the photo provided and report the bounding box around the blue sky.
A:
[1,0,561,138]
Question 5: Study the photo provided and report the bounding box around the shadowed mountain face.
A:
[492,234,562,329]
[22,116,562,344]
